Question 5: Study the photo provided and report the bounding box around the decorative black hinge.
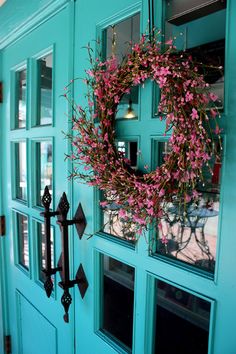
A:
[0,215,6,236]
[4,335,11,354]
[0,82,3,103]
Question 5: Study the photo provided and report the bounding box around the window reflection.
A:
[36,141,52,206]
[154,279,211,354]
[101,255,135,350]
[15,141,27,201]
[37,53,53,125]
[155,140,222,273]
[17,213,29,269]
[37,222,54,282]
[101,141,138,242]
[163,1,226,109]
[105,14,140,119]
[15,69,27,128]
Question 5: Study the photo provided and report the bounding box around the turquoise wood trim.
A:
[0,0,72,50]
[144,275,156,354]
[96,2,142,37]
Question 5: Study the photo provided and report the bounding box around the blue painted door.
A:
[72,1,236,354]
[1,3,75,354]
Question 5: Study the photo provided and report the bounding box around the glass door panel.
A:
[154,279,211,354]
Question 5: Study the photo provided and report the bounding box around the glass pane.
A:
[15,68,27,128]
[15,141,27,201]
[105,14,140,119]
[36,141,53,206]
[17,213,29,269]
[154,280,211,354]
[37,222,54,282]
[101,141,137,241]
[163,1,226,109]
[155,140,222,273]
[37,53,53,125]
[102,255,135,350]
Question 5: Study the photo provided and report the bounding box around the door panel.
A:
[72,1,236,354]
[2,4,74,354]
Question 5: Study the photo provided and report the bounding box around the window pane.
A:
[17,213,29,269]
[37,53,53,125]
[154,280,211,354]
[155,140,222,273]
[104,14,140,119]
[15,141,27,201]
[15,69,27,128]
[163,1,226,109]
[37,222,54,282]
[101,255,135,350]
[101,141,138,242]
[36,141,53,206]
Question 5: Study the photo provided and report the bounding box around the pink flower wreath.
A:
[66,34,221,237]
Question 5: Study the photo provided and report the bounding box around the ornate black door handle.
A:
[40,186,62,297]
[41,187,89,322]
[56,192,88,323]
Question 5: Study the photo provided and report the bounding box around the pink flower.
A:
[100,201,108,207]
[209,92,218,102]
[119,209,127,218]
[191,108,199,120]
[159,189,165,197]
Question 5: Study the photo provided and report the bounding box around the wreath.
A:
[65,34,221,239]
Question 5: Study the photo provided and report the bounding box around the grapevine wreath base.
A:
[65,34,221,240]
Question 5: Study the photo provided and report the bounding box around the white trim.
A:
[0,0,71,49]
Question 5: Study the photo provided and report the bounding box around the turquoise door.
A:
[1,1,236,354]
[71,0,236,353]
[1,3,75,353]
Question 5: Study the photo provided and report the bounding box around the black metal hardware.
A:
[56,192,88,323]
[0,215,6,236]
[40,186,62,297]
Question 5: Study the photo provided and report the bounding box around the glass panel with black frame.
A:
[162,0,226,110]
[35,141,53,207]
[101,255,135,351]
[37,53,53,126]
[100,141,138,242]
[154,279,211,354]
[104,13,140,119]
[15,68,27,129]
[16,212,29,270]
[154,139,222,273]
[36,222,54,282]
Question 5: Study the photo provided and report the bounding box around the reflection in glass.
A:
[15,69,27,128]
[155,140,222,273]
[154,280,211,354]
[37,53,53,125]
[105,14,140,119]
[101,141,137,241]
[164,2,226,109]
[17,213,29,269]
[102,255,135,350]
[15,141,27,200]
[37,222,54,282]
[36,141,52,206]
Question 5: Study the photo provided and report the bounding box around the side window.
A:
[103,14,140,120]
